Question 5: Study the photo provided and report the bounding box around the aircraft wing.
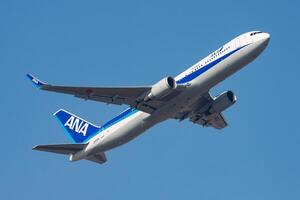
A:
[174,92,228,129]
[191,111,228,129]
[27,74,158,113]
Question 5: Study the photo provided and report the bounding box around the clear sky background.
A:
[1,0,300,199]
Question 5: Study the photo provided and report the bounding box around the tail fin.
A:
[54,109,100,143]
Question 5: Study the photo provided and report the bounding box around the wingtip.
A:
[32,145,39,150]
[26,74,46,87]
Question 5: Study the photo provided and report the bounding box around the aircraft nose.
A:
[256,32,270,48]
[262,32,271,43]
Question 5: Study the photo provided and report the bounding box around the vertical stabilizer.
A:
[54,109,100,143]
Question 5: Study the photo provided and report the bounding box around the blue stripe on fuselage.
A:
[101,107,138,129]
[176,45,249,84]
[85,107,138,142]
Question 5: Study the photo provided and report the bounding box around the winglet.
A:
[26,74,46,87]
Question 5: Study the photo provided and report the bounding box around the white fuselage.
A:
[81,31,270,157]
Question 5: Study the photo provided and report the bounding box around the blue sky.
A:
[1,0,300,199]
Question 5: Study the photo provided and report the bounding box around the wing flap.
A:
[207,112,228,129]
[192,112,228,129]
[43,85,150,98]
[42,85,150,105]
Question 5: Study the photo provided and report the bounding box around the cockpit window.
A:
[250,31,263,36]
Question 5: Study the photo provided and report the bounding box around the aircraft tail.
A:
[54,109,100,143]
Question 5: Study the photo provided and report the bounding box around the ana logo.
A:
[64,116,89,136]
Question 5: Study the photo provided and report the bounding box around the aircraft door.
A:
[235,37,240,48]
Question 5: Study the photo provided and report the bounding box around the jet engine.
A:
[210,91,237,113]
[144,76,177,101]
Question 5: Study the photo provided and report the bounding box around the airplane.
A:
[27,31,270,164]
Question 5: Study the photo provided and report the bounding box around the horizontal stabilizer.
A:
[86,152,107,164]
[33,143,87,155]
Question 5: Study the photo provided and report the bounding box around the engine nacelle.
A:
[145,76,177,101]
[210,91,237,113]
